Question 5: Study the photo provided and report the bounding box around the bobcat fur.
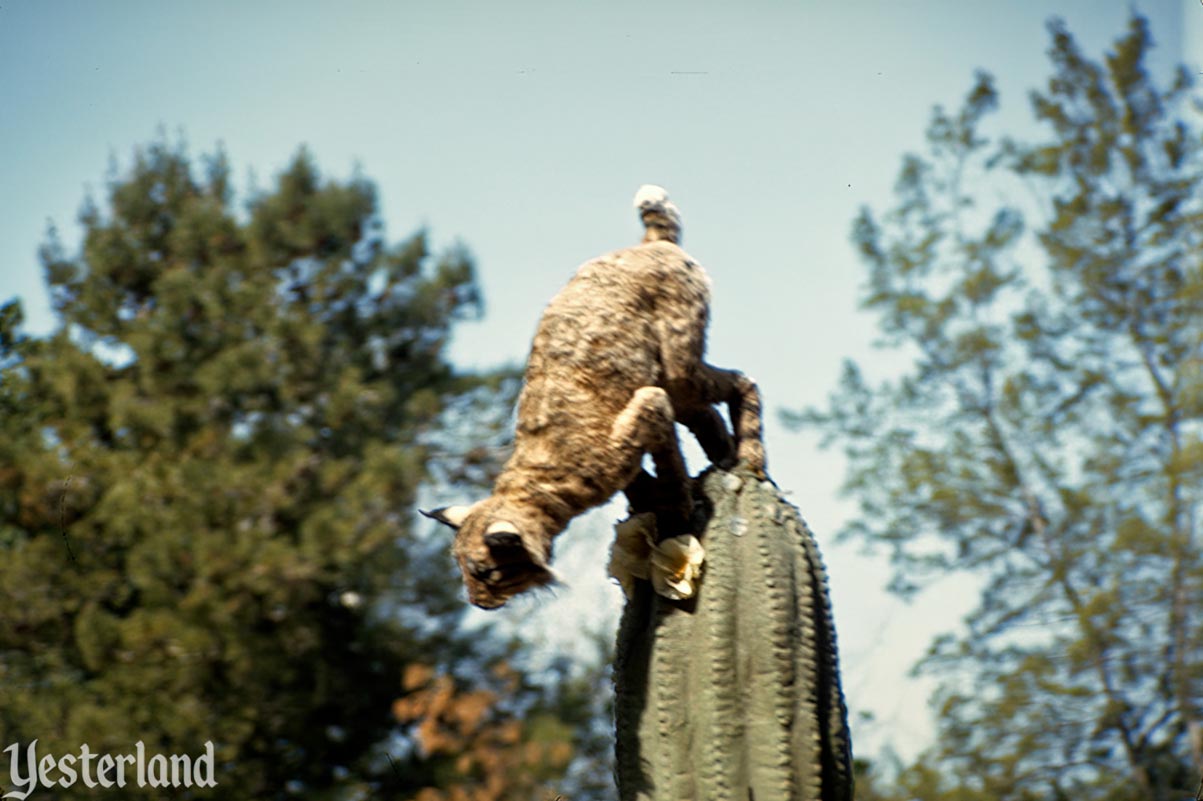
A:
[424,186,765,609]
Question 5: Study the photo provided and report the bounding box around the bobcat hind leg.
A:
[697,365,766,476]
[681,406,736,469]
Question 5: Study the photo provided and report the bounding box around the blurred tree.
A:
[790,15,1202,801]
[0,139,593,800]
[393,645,616,801]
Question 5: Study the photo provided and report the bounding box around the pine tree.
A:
[792,15,1203,801]
[0,139,581,800]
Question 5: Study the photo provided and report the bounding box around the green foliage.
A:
[0,138,586,800]
[790,15,1203,801]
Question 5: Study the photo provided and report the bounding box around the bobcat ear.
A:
[421,504,476,530]
[483,520,549,568]
[483,519,523,550]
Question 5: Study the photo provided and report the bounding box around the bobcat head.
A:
[422,499,558,609]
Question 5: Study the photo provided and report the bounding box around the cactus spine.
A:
[614,469,853,801]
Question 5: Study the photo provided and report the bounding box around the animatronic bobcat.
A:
[424,186,765,609]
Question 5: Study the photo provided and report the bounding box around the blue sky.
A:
[1,0,1197,761]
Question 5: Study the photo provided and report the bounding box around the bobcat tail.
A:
[634,184,682,244]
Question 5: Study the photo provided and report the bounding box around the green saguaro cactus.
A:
[613,469,853,801]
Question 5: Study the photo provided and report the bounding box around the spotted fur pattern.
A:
[424,186,765,609]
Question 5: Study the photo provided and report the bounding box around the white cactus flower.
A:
[650,534,706,600]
